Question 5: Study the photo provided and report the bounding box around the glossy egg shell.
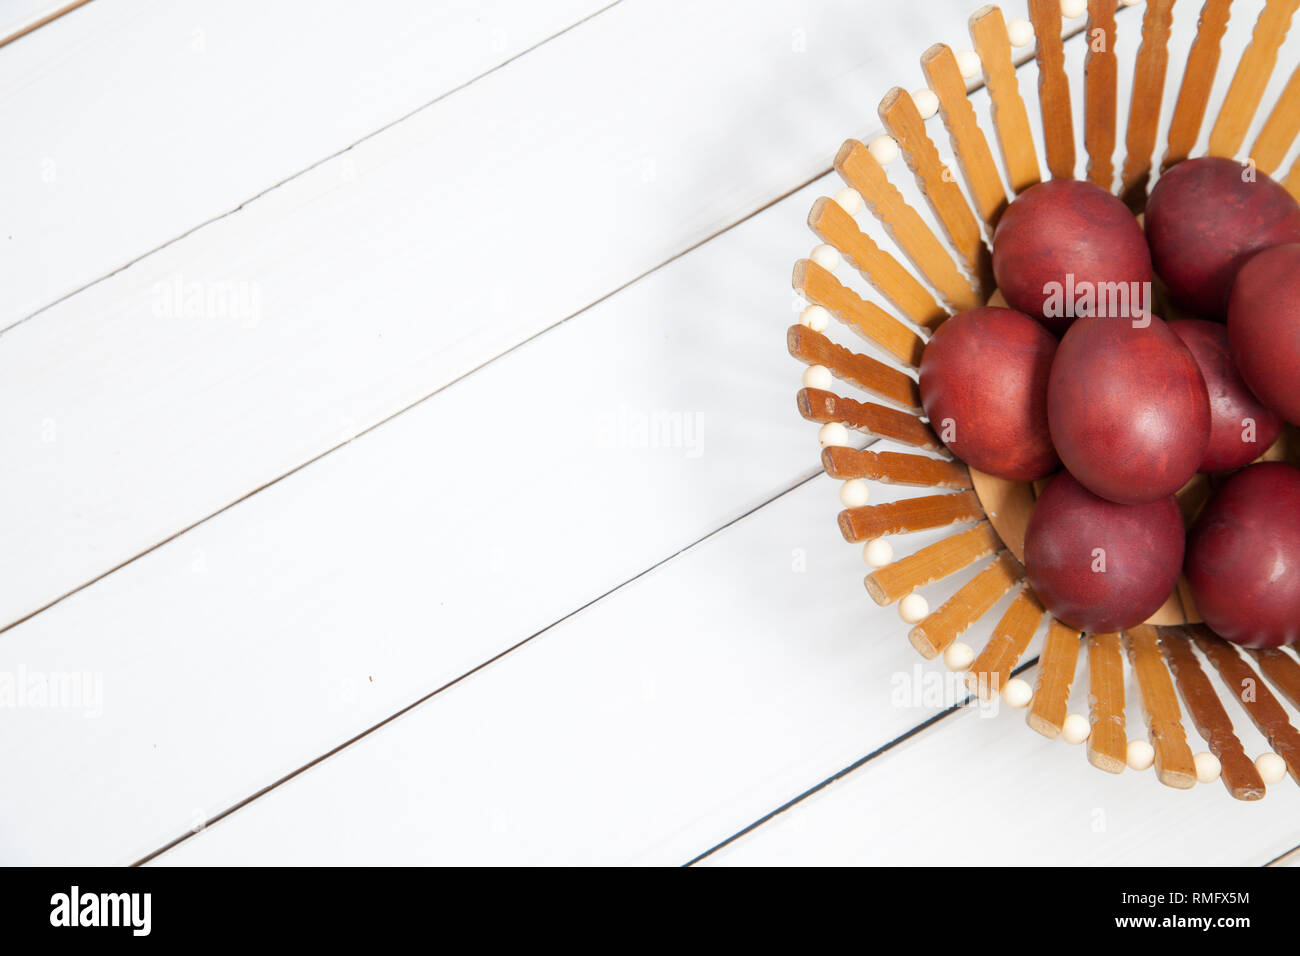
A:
[1146,156,1300,318]
[1227,243,1300,426]
[1169,318,1283,470]
[919,306,1060,481]
[1047,314,1209,504]
[1025,471,1185,634]
[1185,462,1300,648]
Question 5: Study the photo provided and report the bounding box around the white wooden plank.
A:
[144,475,966,867]
[0,0,976,633]
[0,0,89,46]
[0,0,611,328]
[700,685,1300,867]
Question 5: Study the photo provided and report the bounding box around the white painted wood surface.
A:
[3,0,1299,867]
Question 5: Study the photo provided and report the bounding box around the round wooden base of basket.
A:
[789,1,1300,799]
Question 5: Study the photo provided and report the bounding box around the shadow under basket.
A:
[789,0,1300,798]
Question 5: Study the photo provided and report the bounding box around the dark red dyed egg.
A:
[1169,318,1282,470]
[1228,243,1300,426]
[919,306,1060,481]
[992,179,1152,336]
[1185,462,1300,648]
[1047,314,1209,504]
[1025,471,1185,633]
[1146,156,1300,318]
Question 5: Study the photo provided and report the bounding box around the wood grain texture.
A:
[967,586,1045,699]
[1119,0,1176,210]
[1125,625,1197,789]
[1208,0,1300,159]
[807,198,947,331]
[1191,625,1300,786]
[1029,0,1077,179]
[1249,66,1300,174]
[1162,0,1234,171]
[865,522,1001,605]
[1249,646,1300,711]
[834,139,983,313]
[821,446,972,488]
[1084,0,1120,187]
[969,5,1041,194]
[1027,619,1081,738]
[797,389,944,451]
[967,468,1035,562]
[878,87,994,295]
[908,550,1022,659]
[838,491,984,543]
[787,325,922,412]
[793,259,926,367]
[1162,627,1266,800]
[1086,631,1126,773]
[921,43,1009,228]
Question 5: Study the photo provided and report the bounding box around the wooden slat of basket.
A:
[1249,646,1300,711]
[1084,0,1120,187]
[1162,0,1234,171]
[909,551,1022,659]
[792,259,926,367]
[838,491,984,542]
[1086,631,1126,772]
[834,140,983,313]
[966,586,1045,699]
[1208,0,1300,160]
[1190,625,1300,786]
[807,199,947,331]
[1027,619,1081,738]
[1125,624,1197,788]
[966,468,1035,562]
[921,43,1009,228]
[797,388,944,452]
[969,5,1041,194]
[1285,160,1300,200]
[1250,66,1300,175]
[787,325,922,412]
[865,521,1001,605]
[879,88,995,296]
[1119,0,1176,210]
[822,446,972,489]
[1028,0,1076,180]
[1162,627,1266,800]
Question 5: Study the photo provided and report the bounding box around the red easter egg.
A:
[1025,471,1185,633]
[1185,462,1300,648]
[1047,314,1209,504]
[919,306,1060,481]
[1169,318,1282,470]
[993,179,1152,336]
[1146,156,1300,318]
[1228,243,1300,426]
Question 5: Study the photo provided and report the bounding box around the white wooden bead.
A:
[1126,739,1155,771]
[863,538,893,567]
[868,135,899,165]
[944,641,975,672]
[818,422,850,447]
[802,364,833,390]
[833,187,864,215]
[955,49,981,79]
[911,88,940,120]
[1061,713,1091,745]
[898,592,929,624]
[1007,17,1035,47]
[1120,0,1143,6]
[810,243,841,270]
[1001,677,1033,709]
[839,479,870,508]
[1255,752,1287,785]
[800,304,830,332]
[1060,0,1087,18]
[1194,751,1222,784]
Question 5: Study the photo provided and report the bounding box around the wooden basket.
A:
[790,0,1300,798]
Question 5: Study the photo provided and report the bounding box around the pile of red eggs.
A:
[919,157,1300,649]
